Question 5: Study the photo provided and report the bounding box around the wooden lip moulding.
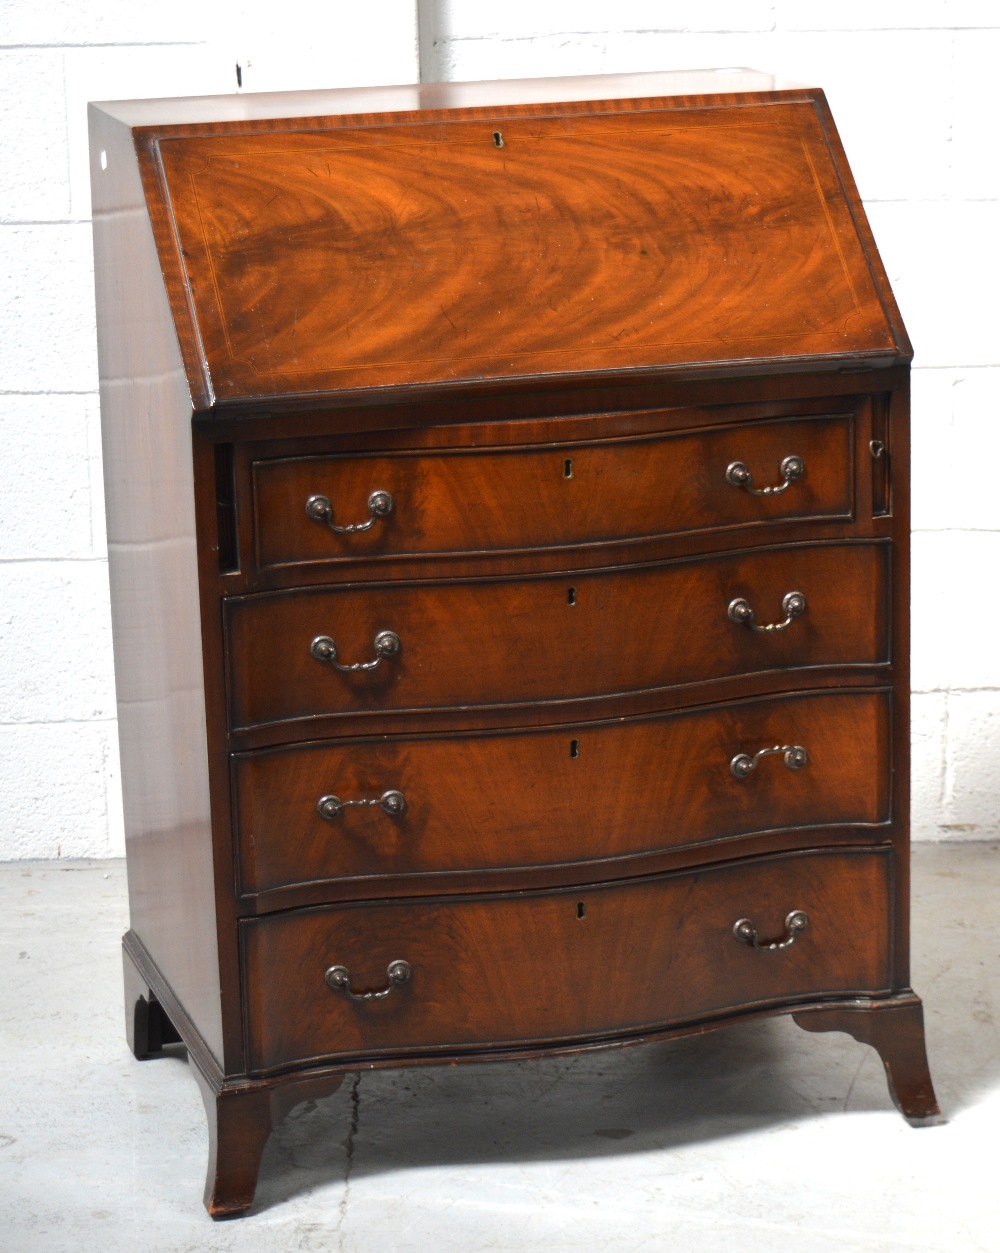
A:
[89,68,940,1219]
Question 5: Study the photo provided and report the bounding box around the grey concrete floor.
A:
[1,844,998,1252]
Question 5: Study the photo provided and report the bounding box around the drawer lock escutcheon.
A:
[324,959,412,1001]
[726,454,804,496]
[732,910,810,952]
[310,630,401,672]
[730,744,808,779]
[728,590,806,633]
[306,490,394,533]
[317,789,407,821]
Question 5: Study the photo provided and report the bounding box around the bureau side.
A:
[89,104,223,1065]
[887,371,913,993]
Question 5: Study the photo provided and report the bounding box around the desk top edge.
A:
[89,68,811,130]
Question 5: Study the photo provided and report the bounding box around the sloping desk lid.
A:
[129,74,907,409]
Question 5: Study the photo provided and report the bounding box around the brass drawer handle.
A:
[726,454,804,496]
[310,630,401,672]
[728,590,806,633]
[732,910,809,952]
[306,490,394,533]
[324,959,412,1001]
[317,789,406,820]
[730,744,808,779]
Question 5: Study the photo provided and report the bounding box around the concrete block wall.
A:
[2,0,996,858]
[0,2,419,859]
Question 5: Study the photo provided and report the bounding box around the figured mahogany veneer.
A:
[226,541,888,730]
[155,102,897,401]
[252,411,855,569]
[233,689,890,897]
[91,69,938,1220]
[243,847,893,1071]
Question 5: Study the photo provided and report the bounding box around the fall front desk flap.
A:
[130,80,906,408]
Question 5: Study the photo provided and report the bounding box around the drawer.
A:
[233,690,890,895]
[241,846,893,1071]
[252,413,853,570]
[226,541,889,731]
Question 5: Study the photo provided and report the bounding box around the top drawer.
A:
[252,413,853,570]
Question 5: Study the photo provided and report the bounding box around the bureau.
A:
[90,68,940,1218]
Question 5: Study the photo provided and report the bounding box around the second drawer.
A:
[233,689,890,895]
[226,541,889,731]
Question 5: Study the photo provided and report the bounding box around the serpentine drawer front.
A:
[241,847,893,1072]
[93,69,938,1219]
[233,689,890,896]
[226,541,889,730]
[252,411,855,570]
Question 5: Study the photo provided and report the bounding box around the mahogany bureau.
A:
[89,68,940,1217]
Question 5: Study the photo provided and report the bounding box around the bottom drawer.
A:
[242,847,892,1072]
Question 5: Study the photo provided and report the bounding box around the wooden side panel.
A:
[887,376,913,990]
[89,105,224,1065]
[147,96,902,403]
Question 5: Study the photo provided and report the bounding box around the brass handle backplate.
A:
[728,590,806,633]
[732,910,809,952]
[317,789,406,821]
[726,455,804,496]
[310,630,400,672]
[306,490,394,534]
[731,744,808,779]
[324,959,412,1001]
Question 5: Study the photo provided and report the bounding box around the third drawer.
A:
[233,689,891,896]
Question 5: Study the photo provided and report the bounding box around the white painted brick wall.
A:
[0,2,419,860]
[2,1,997,857]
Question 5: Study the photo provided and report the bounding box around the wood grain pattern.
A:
[233,690,890,895]
[226,541,889,731]
[253,412,854,569]
[242,846,892,1072]
[148,98,901,404]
